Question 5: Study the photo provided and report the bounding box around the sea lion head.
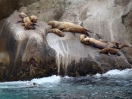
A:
[80,34,86,42]
[30,15,37,23]
[19,12,28,19]
[48,21,59,28]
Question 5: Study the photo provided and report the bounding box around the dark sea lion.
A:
[99,48,120,56]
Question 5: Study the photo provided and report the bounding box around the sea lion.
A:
[29,15,37,23]
[99,39,108,43]
[48,21,90,36]
[99,48,120,56]
[22,17,32,24]
[18,12,36,30]
[117,44,129,49]
[106,42,118,48]
[106,41,130,49]
[80,35,128,50]
[20,16,35,29]
[80,35,107,49]
[17,12,28,23]
[80,34,90,45]
[19,12,28,19]
[22,22,35,30]
[48,28,65,37]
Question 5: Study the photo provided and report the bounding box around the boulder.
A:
[0,12,57,81]
[0,0,132,81]
[0,11,131,81]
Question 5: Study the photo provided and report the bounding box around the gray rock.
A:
[0,0,132,81]
[0,11,131,81]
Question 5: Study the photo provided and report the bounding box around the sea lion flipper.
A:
[72,33,76,37]
[86,29,93,33]
[21,23,25,26]
[24,27,27,30]
[16,20,22,24]
[34,24,39,27]
[108,53,111,56]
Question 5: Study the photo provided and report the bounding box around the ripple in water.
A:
[0,69,132,99]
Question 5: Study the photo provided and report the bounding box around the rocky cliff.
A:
[0,0,132,81]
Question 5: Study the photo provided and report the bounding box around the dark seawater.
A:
[0,69,132,99]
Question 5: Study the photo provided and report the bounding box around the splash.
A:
[94,69,132,79]
[0,75,61,88]
[31,75,61,84]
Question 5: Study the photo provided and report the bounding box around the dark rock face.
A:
[0,0,40,21]
[0,0,18,20]
[0,0,132,81]
[19,0,65,22]
[0,12,57,81]
[16,0,40,9]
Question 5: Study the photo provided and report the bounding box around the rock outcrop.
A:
[0,0,40,21]
[0,0,132,81]
[0,12,57,81]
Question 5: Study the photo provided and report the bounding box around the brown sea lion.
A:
[17,12,28,23]
[80,35,107,49]
[80,34,90,45]
[22,22,35,30]
[19,12,28,19]
[29,15,37,23]
[99,39,108,43]
[106,42,118,48]
[80,35,128,50]
[18,12,36,30]
[99,48,120,56]
[117,44,129,49]
[22,17,32,23]
[107,41,130,49]
[48,21,90,36]
[20,16,35,29]
[48,28,65,37]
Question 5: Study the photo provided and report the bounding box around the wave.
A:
[31,75,61,84]
[0,69,131,88]
[94,69,132,79]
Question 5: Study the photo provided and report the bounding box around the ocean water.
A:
[0,69,132,99]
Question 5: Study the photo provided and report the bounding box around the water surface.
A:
[0,69,132,99]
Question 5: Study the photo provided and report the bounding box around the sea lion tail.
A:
[118,44,129,49]
[33,24,39,27]
[86,29,93,33]
[85,28,102,39]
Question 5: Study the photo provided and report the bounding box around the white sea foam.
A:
[31,75,61,84]
[0,75,61,88]
[0,69,131,88]
[0,81,29,88]
[94,69,132,79]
